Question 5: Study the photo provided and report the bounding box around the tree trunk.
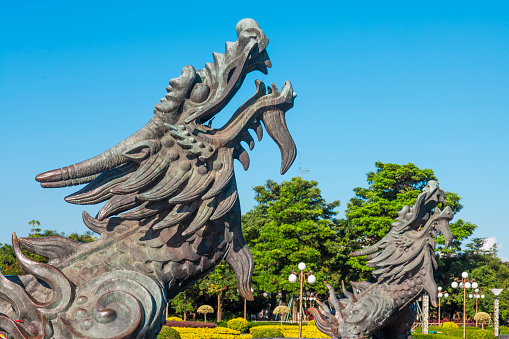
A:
[205,314,207,323]
[183,292,187,321]
[270,295,277,320]
[292,297,298,322]
[217,294,223,322]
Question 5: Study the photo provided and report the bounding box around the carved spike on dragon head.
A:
[310,180,454,339]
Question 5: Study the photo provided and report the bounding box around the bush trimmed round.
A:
[166,316,183,322]
[227,317,249,333]
[157,326,181,339]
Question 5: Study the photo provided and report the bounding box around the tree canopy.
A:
[340,162,477,275]
[242,177,341,295]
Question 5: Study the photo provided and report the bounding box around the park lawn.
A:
[413,325,497,338]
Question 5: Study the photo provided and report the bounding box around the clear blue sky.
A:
[1,1,508,261]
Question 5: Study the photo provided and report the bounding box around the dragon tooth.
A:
[270,82,280,96]
[234,145,250,171]
[262,108,296,175]
[241,131,255,150]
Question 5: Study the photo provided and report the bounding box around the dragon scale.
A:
[310,181,454,339]
[0,19,297,339]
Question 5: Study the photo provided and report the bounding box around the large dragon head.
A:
[35,18,295,190]
[33,19,296,301]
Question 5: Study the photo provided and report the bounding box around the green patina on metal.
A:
[310,181,454,339]
[0,18,296,339]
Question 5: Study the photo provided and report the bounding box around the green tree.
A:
[199,263,240,322]
[169,292,194,320]
[435,238,509,324]
[340,162,477,275]
[243,177,341,298]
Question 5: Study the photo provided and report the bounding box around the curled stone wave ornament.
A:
[0,18,297,338]
[310,181,454,339]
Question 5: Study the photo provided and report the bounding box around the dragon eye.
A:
[189,83,210,104]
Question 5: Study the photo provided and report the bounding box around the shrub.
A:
[165,321,217,328]
[157,326,181,339]
[500,325,509,334]
[308,320,315,326]
[251,327,283,338]
[227,318,249,333]
[466,329,496,339]
[441,321,460,328]
[167,316,183,322]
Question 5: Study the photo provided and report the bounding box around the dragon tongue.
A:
[262,108,296,175]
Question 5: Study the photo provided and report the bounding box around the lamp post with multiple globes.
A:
[289,263,316,339]
[451,272,478,339]
[437,287,449,326]
[468,289,485,327]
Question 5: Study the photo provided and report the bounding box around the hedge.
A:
[165,321,217,328]
[227,318,249,333]
[249,325,329,338]
[171,327,241,339]
[251,327,283,338]
[158,327,181,339]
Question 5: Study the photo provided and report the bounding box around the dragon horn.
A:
[324,281,345,310]
[342,280,357,303]
[349,238,384,257]
[35,116,165,188]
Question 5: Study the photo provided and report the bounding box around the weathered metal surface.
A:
[309,181,454,339]
[0,18,296,338]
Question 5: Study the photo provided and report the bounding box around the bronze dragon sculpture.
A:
[310,180,454,339]
[0,19,296,339]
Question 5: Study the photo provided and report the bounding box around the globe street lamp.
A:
[437,287,449,327]
[468,288,485,327]
[451,272,476,339]
[289,262,316,339]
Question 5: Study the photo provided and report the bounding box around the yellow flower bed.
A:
[249,325,330,338]
[172,327,241,339]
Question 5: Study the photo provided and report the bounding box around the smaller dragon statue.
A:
[310,180,454,339]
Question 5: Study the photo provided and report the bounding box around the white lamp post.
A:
[468,288,485,327]
[451,272,476,339]
[437,287,449,327]
[289,263,316,339]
